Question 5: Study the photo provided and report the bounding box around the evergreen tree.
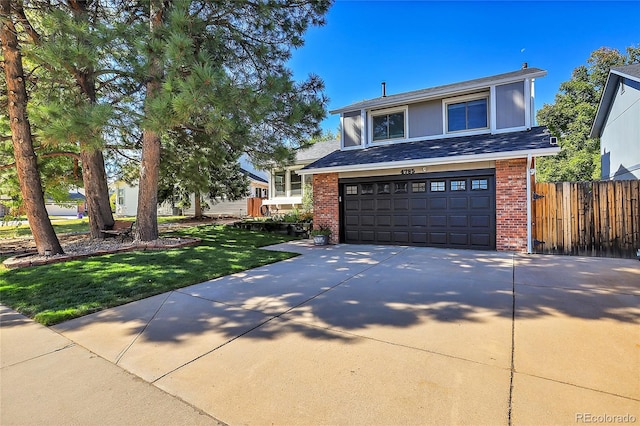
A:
[135,0,331,240]
[1,0,63,255]
[536,45,639,182]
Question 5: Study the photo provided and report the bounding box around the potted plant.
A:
[310,226,332,246]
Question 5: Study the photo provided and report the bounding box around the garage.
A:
[341,170,496,249]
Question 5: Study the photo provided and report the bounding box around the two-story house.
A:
[300,65,560,252]
[590,63,640,180]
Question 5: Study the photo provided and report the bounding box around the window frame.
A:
[368,105,408,144]
[443,92,490,134]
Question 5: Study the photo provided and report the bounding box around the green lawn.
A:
[0,225,298,325]
[0,216,187,239]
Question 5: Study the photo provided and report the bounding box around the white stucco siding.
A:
[601,80,640,180]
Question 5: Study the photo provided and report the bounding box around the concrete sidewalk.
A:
[0,307,224,425]
[1,241,639,425]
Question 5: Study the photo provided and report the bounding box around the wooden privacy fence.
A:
[531,181,640,258]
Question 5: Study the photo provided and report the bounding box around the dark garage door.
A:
[341,171,495,249]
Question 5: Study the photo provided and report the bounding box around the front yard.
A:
[0,225,299,326]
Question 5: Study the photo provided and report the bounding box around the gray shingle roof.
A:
[611,63,640,80]
[295,139,341,163]
[302,126,557,171]
[331,67,547,114]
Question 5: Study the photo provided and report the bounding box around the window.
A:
[394,182,408,193]
[117,188,125,205]
[446,97,488,132]
[472,179,488,190]
[371,108,406,142]
[361,184,374,195]
[377,183,390,194]
[274,171,286,196]
[346,185,358,195]
[290,172,302,196]
[430,181,445,192]
[451,180,466,191]
[412,182,426,192]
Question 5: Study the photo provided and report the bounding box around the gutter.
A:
[526,154,533,254]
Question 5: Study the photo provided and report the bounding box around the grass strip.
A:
[0,225,298,325]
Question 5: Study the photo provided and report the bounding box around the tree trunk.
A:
[194,189,202,218]
[1,0,63,255]
[135,0,164,241]
[68,0,115,238]
[80,147,114,238]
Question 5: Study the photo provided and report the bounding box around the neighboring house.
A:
[113,160,268,218]
[45,190,86,217]
[300,65,560,252]
[261,139,340,214]
[590,63,640,180]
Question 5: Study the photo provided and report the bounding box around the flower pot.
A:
[313,235,329,246]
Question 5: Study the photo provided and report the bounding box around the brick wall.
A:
[313,173,339,243]
[496,158,528,252]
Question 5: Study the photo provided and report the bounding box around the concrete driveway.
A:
[3,242,639,425]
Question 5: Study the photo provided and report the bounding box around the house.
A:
[45,190,86,217]
[590,63,640,180]
[300,65,560,252]
[114,157,268,217]
[261,139,340,215]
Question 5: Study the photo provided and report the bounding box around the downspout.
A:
[526,153,533,253]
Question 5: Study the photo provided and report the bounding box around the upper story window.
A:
[445,94,488,133]
[370,106,407,142]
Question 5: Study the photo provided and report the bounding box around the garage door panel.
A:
[471,215,490,228]
[361,215,375,226]
[394,199,409,210]
[430,198,447,209]
[450,233,469,245]
[377,215,392,226]
[393,232,410,243]
[377,199,392,210]
[412,215,427,226]
[361,199,375,210]
[345,200,359,211]
[411,199,427,209]
[470,233,491,246]
[377,231,392,242]
[342,173,495,249]
[345,215,359,226]
[449,215,468,227]
[394,215,409,226]
[429,215,447,227]
[471,196,491,209]
[360,230,375,241]
[450,197,468,209]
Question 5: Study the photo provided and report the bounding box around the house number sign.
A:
[401,168,415,175]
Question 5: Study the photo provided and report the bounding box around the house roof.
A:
[242,169,268,184]
[590,63,640,138]
[295,139,341,163]
[300,126,559,174]
[330,67,547,114]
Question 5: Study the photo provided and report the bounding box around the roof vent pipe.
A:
[381,82,386,97]
[522,62,528,69]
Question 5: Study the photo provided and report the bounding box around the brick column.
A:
[313,173,339,243]
[496,159,528,252]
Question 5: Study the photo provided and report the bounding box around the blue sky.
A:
[289,1,640,134]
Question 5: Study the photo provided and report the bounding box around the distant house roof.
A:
[590,63,640,138]
[242,169,268,184]
[295,139,340,163]
[300,126,559,174]
[330,67,547,114]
